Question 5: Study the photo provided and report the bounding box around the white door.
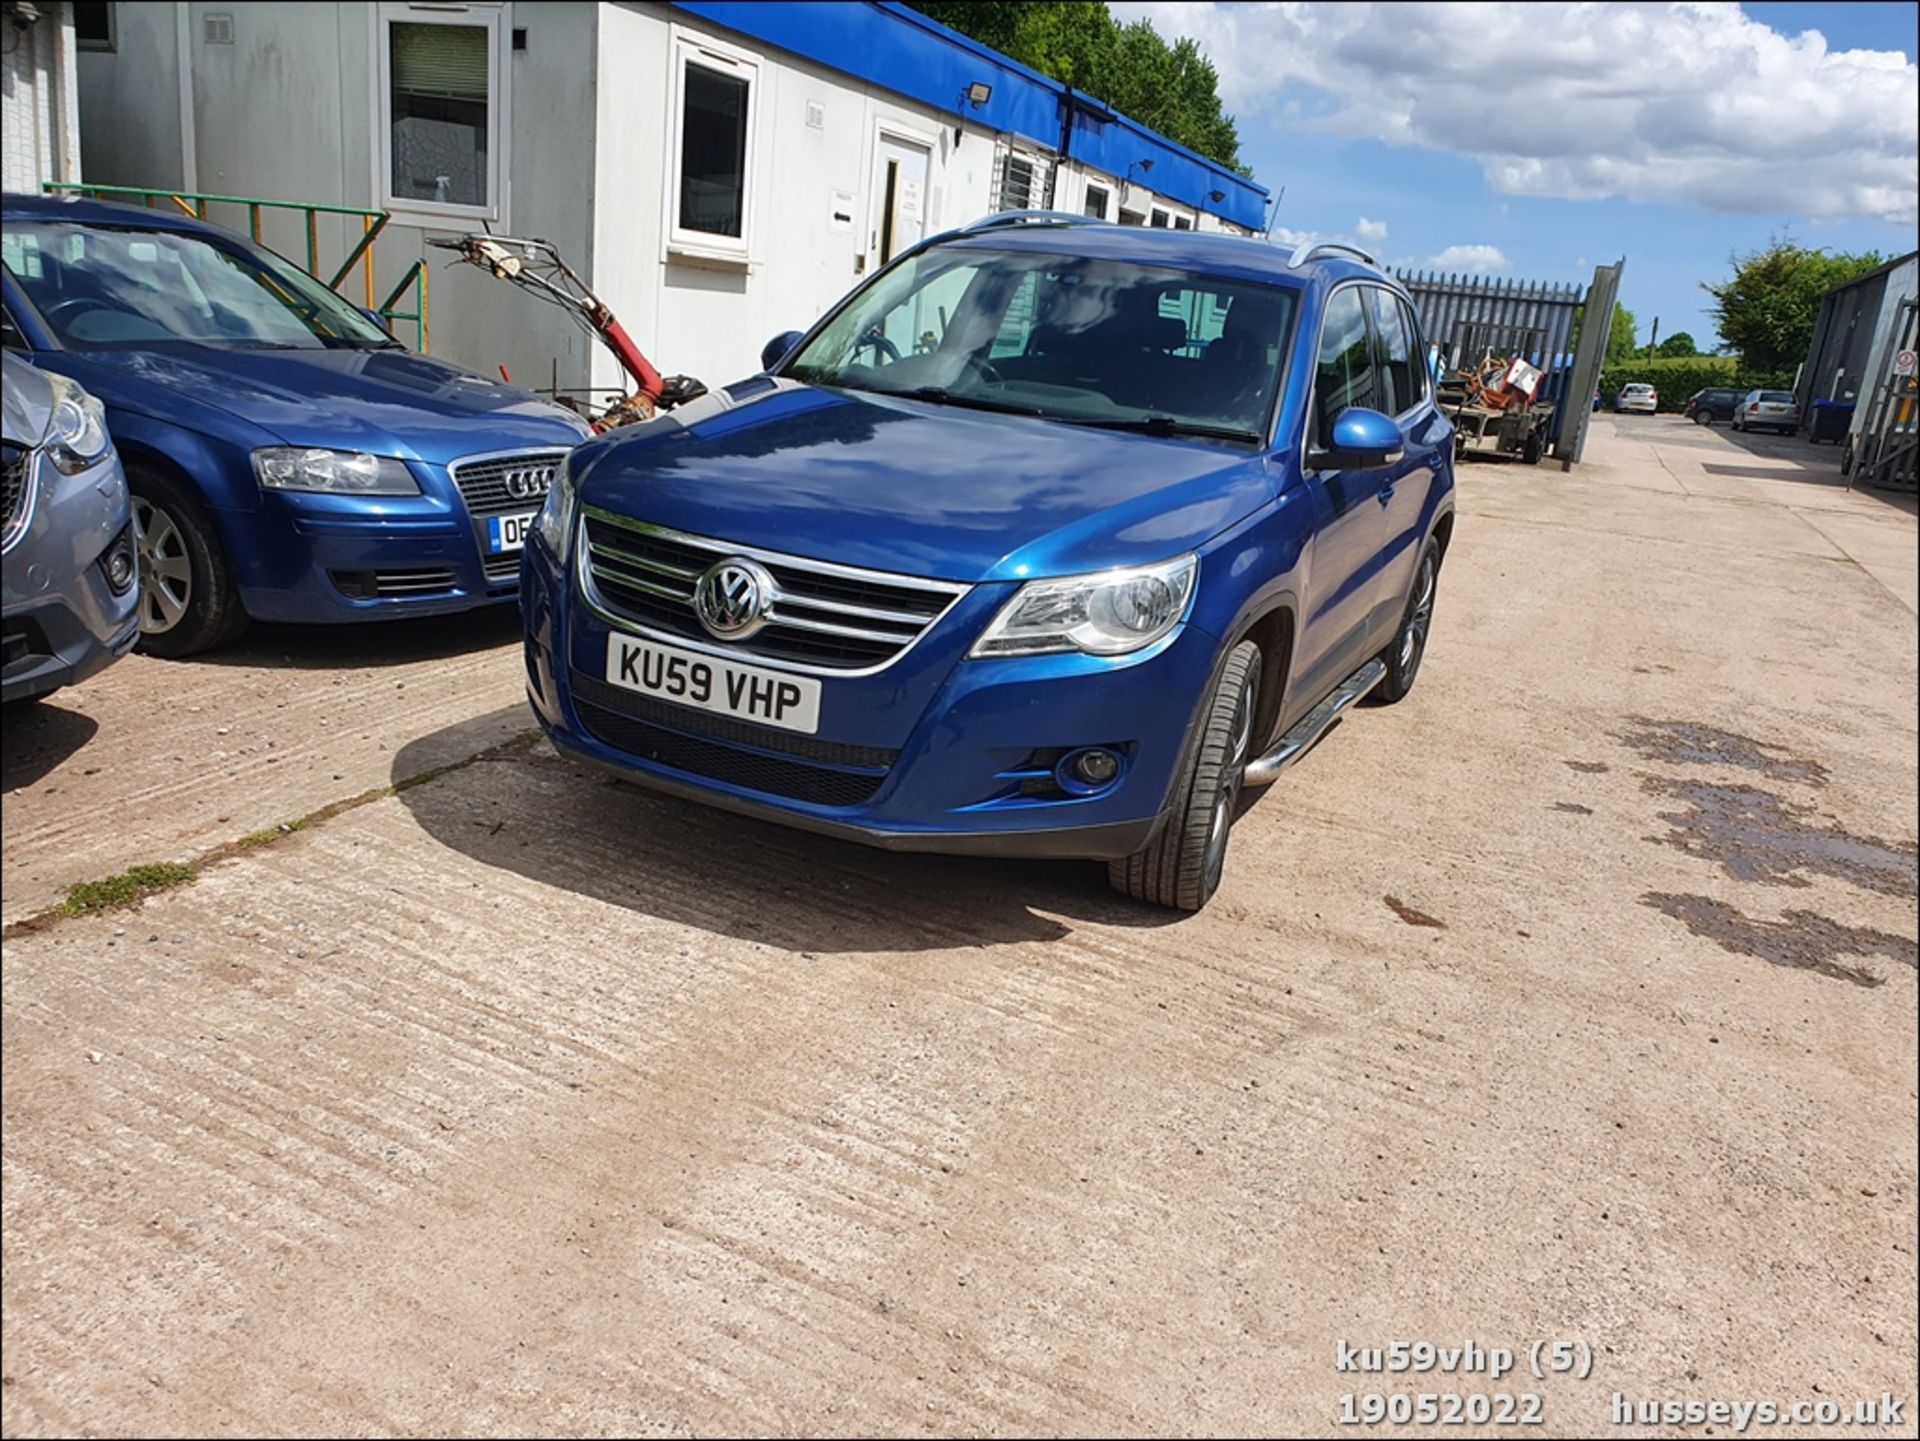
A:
[868,133,930,274]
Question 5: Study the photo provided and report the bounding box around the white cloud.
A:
[1355,216,1389,243]
[1426,244,1510,273]
[1109,1,1919,224]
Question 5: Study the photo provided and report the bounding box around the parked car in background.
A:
[1614,382,1658,414]
[0,193,590,656]
[522,218,1456,912]
[1731,389,1801,434]
[1684,387,1744,425]
[2,353,138,703]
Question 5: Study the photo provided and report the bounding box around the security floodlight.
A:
[966,81,992,106]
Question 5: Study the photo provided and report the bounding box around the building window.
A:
[378,4,507,220]
[1149,207,1170,228]
[1172,214,1192,231]
[998,155,1037,212]
[73,1,115,52]
[669,32,758,260]
[1083,183,1111,221]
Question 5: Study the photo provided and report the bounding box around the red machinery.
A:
[429,233,705,429]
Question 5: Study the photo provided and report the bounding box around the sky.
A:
[1111,1,1920,349]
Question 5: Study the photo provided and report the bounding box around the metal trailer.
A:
[1434,321,1557,463]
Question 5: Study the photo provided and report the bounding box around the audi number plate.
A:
[604,632,821,734]
[486,511,538,554]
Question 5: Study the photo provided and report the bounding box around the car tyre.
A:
[1108,640,1262,913]
[1371,539,1440,706]
[1692,410,1711,426]
[128,462,248,658]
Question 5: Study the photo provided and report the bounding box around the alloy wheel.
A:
[132,496,192,635]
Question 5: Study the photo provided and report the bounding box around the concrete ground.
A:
[3,416,1914,1436]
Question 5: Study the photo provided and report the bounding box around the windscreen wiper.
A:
[1069,415,1263,443]
[878,385,1048,418]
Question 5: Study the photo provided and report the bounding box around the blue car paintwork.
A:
[1,194,588,624]
[523,226,1455,860]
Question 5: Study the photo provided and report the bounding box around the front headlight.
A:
[970,553,1198,658]
[251,447,420,495]
[533,452,583,562]
[45,373,112,475]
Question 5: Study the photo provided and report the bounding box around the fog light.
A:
[1056,746,1123,796]
[1075,748,1119,784]
[103,529,137,594]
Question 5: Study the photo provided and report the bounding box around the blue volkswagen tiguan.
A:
[523,214,1455,910]
[1,193,589,655]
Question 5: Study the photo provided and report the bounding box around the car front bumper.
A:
[2,449,139,704]
[520,535,1217,861]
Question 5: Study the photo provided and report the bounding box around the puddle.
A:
[1617,718,1829,786]
[1642,893,1916,988]
[1644,778,1918,896]
[1565,760,1610,774]
[1553,802,1594,815]
[1384,895,1446,929]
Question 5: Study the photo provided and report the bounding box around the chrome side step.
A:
[1242,657,1388,788]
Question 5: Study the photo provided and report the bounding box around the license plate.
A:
[486,511,537,553]
[604,632,821,734]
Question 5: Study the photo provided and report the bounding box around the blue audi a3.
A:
[523,214,1455,910]
[1,193,589,655]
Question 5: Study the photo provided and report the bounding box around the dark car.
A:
[1684,387,1744,425]
[1,193,589,656]
[522,218,1456,911]
[2,352,138,703]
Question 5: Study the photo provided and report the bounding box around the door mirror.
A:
[360,306,395,335]
[761,330,804,373]
[1312,406,1403,470]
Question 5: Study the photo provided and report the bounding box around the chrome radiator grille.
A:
[2,442,33,553]
[450,450,568,517]
[579,510,967,673]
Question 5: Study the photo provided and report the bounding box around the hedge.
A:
[1596,364,1795,413]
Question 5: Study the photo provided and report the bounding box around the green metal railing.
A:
[40,183,429,351]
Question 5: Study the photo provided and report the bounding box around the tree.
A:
[1657,331,1699,358]
[1605,303,1639,367]
[907,2,1245,172]
[1703,237,1885,373]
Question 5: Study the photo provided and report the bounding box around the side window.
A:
[1368,288,1416,414]
[1398,298,1429,406]
[1314,287,1378,439]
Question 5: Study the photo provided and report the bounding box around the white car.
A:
[1731,389,1801,434]
[1614,382,1658,414]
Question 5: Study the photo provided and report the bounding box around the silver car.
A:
[2,352,138,704]
[1731,389,1801,434]
[1614,382,1658,414]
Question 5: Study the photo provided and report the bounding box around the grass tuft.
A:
[58,862,199,917]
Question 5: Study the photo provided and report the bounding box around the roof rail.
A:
[961,210,1108,234]
[1288,240,1379,270]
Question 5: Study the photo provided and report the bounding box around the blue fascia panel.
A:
[669,1,1268,227]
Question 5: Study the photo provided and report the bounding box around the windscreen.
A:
[1,221,396,351]
[784,244,1297,440]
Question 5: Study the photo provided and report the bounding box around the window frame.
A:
[73,0,116,52]
[666,26,760,265]
[1083,181,1112,222]
[1307,279,1392,452]
[1364,284,1420,420]
[374,1,510,228]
